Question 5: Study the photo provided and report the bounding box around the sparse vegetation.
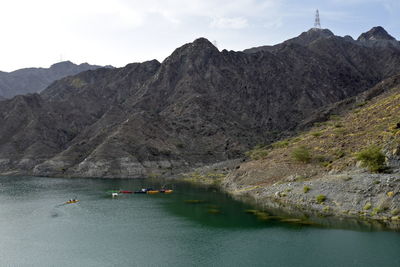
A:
[333,150,345,159]
[391,208,400,216]
[323,206,331,212]
[371,207,382,215]
[311,131,323,137]
[334,123,343,128]
[183,171,225,186]
[245,146,269,160]
[303,186,311,193]
[316,194,326,203]
[356,101,367,107]
[330,115,340,121]
[70,78,87,88]
[363,203,372,210]
[272,140,290,148]
[292,146,312,163]
[355,145,386,172]
[334,128,346,135]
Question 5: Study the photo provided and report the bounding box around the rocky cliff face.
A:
[0,61,104,99]
[0,27,400,178]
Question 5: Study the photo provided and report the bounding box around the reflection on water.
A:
[0,176,399,267]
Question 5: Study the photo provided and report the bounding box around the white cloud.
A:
[210,17,249,29]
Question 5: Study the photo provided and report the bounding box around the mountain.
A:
[0,61,104,99]
[244,26,399,53]
[244,28,335,53]
[222,75,400,227]
[356,26,400,48]
[0,27,400,178]
[357,26,396,41]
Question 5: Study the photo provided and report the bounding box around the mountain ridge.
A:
[244,26,399,53]
[0,61,106,99]
[1,27,400,178]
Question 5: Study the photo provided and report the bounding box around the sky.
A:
[0,0,399,72]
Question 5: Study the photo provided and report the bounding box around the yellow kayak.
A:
[65,200,79,204]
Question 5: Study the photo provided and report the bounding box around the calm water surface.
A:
[0,176,399,267]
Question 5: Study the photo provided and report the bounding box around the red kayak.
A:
[119,190,133,194]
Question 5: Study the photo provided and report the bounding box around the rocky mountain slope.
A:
[0,27,400,178]
[0,61,104,98]
[221,75,400,229]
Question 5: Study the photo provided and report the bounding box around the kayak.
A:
[133,188,173,194]
[65,200,79,204]
[119,190,133,194]
[134,188,153,194]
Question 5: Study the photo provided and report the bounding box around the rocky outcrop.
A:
[1,27,400,178]
[0,61,104,99]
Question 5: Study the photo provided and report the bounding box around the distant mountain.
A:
[0,26,400,178]
[244,26,399,53]
[244,28,335,53]
[0,61,105,98]
[357,26,396,41]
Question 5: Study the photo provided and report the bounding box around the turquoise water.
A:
[0,176,399,267]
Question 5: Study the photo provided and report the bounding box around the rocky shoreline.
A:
[222,170,400,231]
[178,159,400,231]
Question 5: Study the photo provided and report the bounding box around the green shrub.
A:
[363,203,372,210]
[316,194,326,203]
[355,145,386,172]
[303,186,311,193]
[372,207,382,215]
[391,208,400,216]
[292,146,312,163]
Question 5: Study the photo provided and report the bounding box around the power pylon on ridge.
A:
[314,9,321,29]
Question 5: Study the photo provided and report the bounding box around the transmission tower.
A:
[314,9,321,29]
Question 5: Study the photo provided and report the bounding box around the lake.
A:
[0,176,399,267]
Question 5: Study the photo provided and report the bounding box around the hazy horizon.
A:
[1,0,399,72]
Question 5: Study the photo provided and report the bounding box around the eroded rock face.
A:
[1,28,400,178]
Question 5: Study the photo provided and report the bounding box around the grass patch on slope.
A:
[243,85,400,176]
